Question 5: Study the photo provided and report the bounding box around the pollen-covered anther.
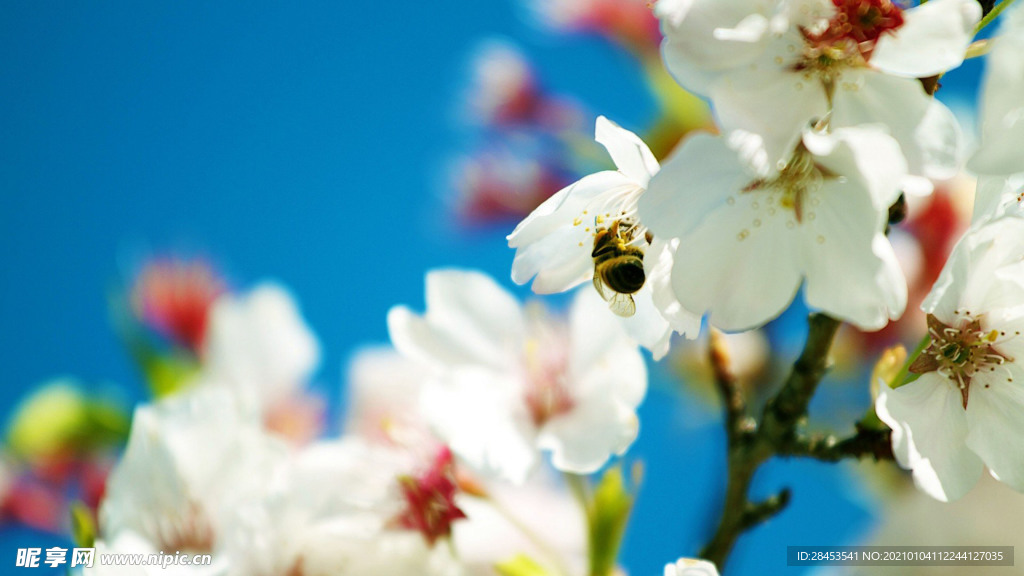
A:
[910,313,1017,409]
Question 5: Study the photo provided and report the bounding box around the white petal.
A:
[801,179,906,330]
[509,171,637,294]
[427,270,524,348]
[969,6,1024,176]
[203,284,320,409]
[645,237,703,350]
[871,0,980,78]
[620,283,675,361]
[537,395,639,474]
[876,375,983,502]
[595,116,659,185]
[923,214,1024,321]
[665,558,721,576]
[508,171,635,249]
[511,224,595,294]
[567,288,638,382]
[832,69,962,181]
[972,175,1024,224]
[658,0,778,95]
[420,368,537,484]
[639,133,752,241]
[965,367,1024,492]
[710,67,828,168]
[671,191,803,332]
[805,126,907,211]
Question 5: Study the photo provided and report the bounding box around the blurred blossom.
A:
[343,347,439,451]
[130,257,226,353]
[453,144,574,225]
[826,473,1024,576]
[201,283,321,414]
[457,478,587,575]
[528,0,661,56]
[665,557,720,576]
[263,393,327,447]
[99,388,285,559]
[466,42,584,131]
[221,439,463,576]
[388,269,646,482]
[671,329,770,394]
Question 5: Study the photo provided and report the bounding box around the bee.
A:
[591,220,646,317]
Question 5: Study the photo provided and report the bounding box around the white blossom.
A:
[220,439,463,576]
[508,116,700,359]
[657,0,979,183]
[99,388,285,563]
[388,269,646,482]
[638,126,908,331]
[201,283,320,413]
[664,557,720,576]
[877,214,1024,501]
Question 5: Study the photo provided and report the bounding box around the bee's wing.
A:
[608,292,636,318]
[593,275,615,302]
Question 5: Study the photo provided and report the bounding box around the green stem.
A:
[891,334,931,389]
[976,0,1020,35]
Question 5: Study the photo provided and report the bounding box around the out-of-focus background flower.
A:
[0,1,1010,575]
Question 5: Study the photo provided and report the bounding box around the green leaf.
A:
[494,554,552,576]
[586,466,636,576]
[70,502,96,549]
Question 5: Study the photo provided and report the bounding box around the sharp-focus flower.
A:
[665,557,720,576]
[969,3,1024,177]
[99,388,285,556]
[130,257,226,353]
[201,283,320,413]
[221,439,464,576]
[639,127,908,331]
[508,116,701,358]
[658,0,980,182]
[388,269,647,482]
[877,214,1024,501]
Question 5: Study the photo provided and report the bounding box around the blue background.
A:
[0,1,990,573]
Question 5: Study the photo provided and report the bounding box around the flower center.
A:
[910,313,1018,408]
[741,147,832,229]
[795,0,905,81]
[392,447,467,547]
[522,305,574,426]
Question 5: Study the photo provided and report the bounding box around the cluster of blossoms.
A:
[507,0,1024,510]
[58,261,708,575]
[8,1,1024,575]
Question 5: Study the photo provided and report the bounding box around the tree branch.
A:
[708,328,748,444]
[781,426,894,462]
[700,313,841,571]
